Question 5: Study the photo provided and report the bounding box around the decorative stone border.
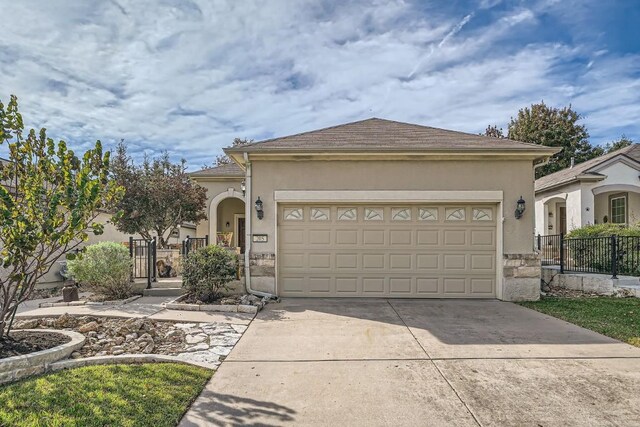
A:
[0,329,86,385]
[164,294,265,314]
[2,354,213,385]
[50,354,213,372]
[39,295,142,308]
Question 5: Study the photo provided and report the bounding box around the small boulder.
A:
[54,313,76,328]
[78,321,99,333]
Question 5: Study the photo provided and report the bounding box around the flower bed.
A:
[165,293,268,314]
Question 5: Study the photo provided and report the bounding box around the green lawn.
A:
[0,363,212,427]
[519,297,640,347]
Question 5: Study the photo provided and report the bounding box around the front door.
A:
[558,206,567,234]
[237,217,246,254]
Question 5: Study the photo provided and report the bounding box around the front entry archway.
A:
[209,188,246,252]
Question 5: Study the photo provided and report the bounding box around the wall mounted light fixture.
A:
[255,196,264,220]
[515,196,526,219]
[241,179,246,196]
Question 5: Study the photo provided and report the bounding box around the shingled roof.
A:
[535,144,640,193]
[225,118,556,153]
[189,162,244,178]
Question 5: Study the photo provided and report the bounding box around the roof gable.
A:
[535,143,640,193]
[226,118,554,153]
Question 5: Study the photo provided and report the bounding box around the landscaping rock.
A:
[21,315,248,368]
[54,313,76,328]
[78,321,99,333]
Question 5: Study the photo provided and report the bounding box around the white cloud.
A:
[0,0,637,167]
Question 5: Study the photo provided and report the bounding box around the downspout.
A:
[243,153,277,299]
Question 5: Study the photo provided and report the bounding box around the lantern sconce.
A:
[241,179,246,196]
[515,196,526,219]
[255,196,264,220]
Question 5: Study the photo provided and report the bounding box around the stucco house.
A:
[535,144,640,236]
[191,118,558,301]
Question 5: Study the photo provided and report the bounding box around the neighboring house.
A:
[191,118,557,301]
[535,144,640,236]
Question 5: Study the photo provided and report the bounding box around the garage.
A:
[278,203,497,298]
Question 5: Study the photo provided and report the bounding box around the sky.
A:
[0,0,638,169]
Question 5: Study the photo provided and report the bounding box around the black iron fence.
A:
[129,237,156,288]
[182,235,209,257]
[537,233,640,278]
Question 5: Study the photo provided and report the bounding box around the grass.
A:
[519,296,640,347]
[0,363,212,427]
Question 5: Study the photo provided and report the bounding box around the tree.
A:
[0,95,122,339]
[481,125,504,138]
[202,137,253,169]
[507,102,602,178]
[604,135,633,153]
[111,142,207,248]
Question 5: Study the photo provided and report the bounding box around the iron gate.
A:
[129,237,157,288]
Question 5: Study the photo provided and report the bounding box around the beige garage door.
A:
[278,204,497,298]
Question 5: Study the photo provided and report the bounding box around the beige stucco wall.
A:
[250,159,536,254]
[192,178,244,238]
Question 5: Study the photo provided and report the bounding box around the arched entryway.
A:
[209,189,246,253]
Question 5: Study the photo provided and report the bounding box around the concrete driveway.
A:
[181,299,640,426]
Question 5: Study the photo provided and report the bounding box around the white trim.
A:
[496,200,504,300]
[274,190,503,203]
[208,188,245,242]
[592,184,640,195]
[274,191,505,300]
[233,214,245,249]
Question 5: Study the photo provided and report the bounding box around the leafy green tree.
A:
[0,95,122,338]
[111,142,207,248]
[507,102,602,178]
[202,137,253,169]
[481,125,504,138]
[604,135,633,153]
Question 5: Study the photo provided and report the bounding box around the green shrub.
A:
[565,224,640,276]
[67,242,133,299]
[566,223,640,238]
[182,245,237,302]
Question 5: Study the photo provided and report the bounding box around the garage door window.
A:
[284,208,303,220]
[392,207,411,221]
[337,207,357,220]
[418,207,438,221]
[472,208,492,221]
[311,208,330,221]
[445,207,466,221]
[364,208,383,220]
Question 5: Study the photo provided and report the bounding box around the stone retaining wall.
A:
[0,330,86,385]
[541,267,640,297]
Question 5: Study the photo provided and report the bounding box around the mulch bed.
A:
[0,331,71,359]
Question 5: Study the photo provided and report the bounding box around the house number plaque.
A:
[252,234,268,243]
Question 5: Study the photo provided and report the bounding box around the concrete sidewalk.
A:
[15,296,255,325]
[180,299,640,426]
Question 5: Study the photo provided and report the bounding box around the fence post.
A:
[559,233,565,274]
[146,239,152,289]
[611,235,618,279]
[537,234,541,251]
[152,237,157,283]
[129,236,133,258]
[205,234,209,246]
